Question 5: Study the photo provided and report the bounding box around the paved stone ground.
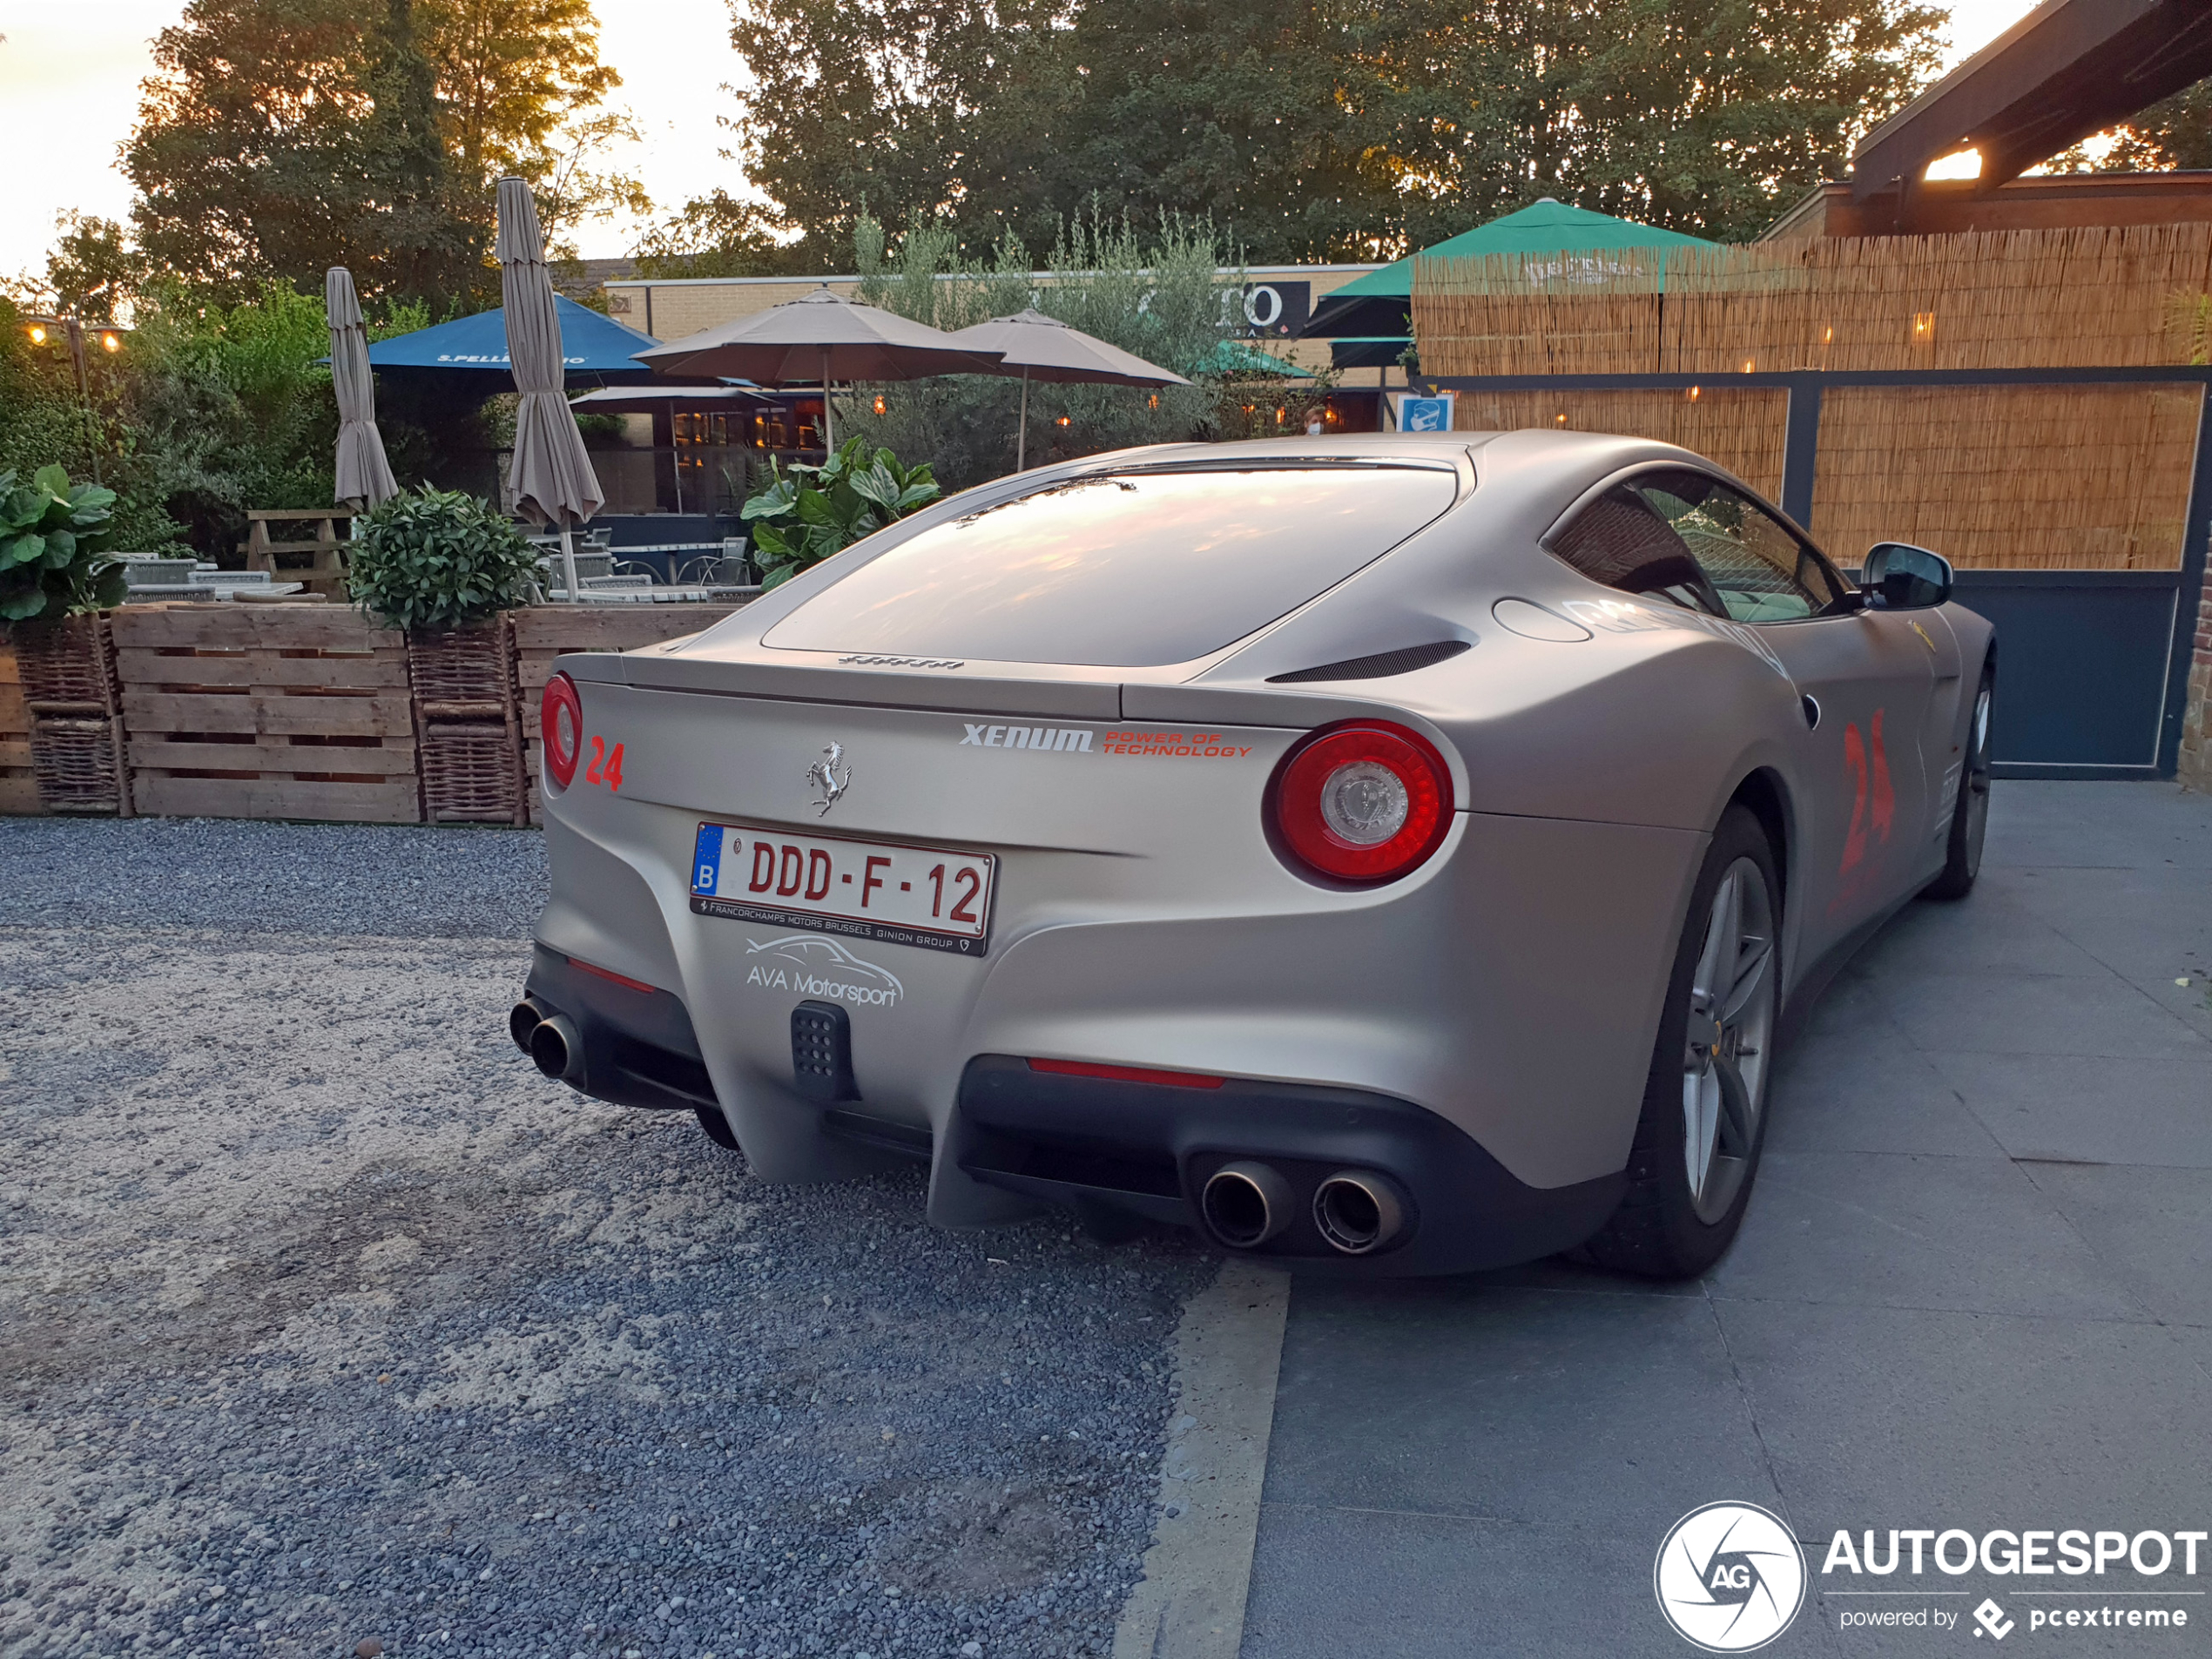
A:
[1240,783,2212,1658]
[0,819,1213,1659]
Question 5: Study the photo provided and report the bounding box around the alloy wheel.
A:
[1682,858,1777,1225]
[1962,684,1993,880]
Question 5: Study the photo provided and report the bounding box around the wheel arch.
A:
[1726,765,1795,909]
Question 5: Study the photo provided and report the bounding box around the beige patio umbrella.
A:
[632,287,1001,451]
[941,307,1190,471]
[496,176,604,602]
[326,266,399,509]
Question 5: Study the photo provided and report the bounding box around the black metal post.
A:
[1778,374,1823,530]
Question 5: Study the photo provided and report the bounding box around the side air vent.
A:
[1266,640,1471,684]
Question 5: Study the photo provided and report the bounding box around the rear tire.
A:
[694,1103,741,1150]
[1580,805,1780,1279]
[1920,664,1993,902]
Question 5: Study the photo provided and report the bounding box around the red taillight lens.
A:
[542,671,583,791]
[1269,720,1452,884]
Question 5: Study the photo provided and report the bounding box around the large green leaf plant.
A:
[742,435,940,590]
[0,466,127,628]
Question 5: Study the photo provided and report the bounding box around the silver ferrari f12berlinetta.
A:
[509,431,1993,1277]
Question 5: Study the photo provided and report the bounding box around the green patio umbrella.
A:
[1303,199,1718,341]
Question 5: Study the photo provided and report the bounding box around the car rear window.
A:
[760,464,1460,667]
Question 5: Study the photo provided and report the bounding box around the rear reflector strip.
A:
[1027,1057,1225,1090]
[566,955,659,995]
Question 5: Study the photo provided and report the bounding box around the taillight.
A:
[542,671,583,791]
[1268,720,1452,884]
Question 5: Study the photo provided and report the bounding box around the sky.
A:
[0,0,2046,287]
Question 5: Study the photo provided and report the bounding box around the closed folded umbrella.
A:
[941,307,1190,470]
[633,287,1002,450]
[498,175,604,602]
[326,266,399,509]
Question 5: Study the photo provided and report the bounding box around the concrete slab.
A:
[1766,981,2006,1158]
[1925,1052,2212,1168]
[1236,785,2212,1658]
[1238,1507,1792,1659]
[1710,1150,2147,1320]
[1868,966,2208,1060]
[1710,1298,2212,1528]
[1976,780,2212,871]
[2020,1161,2212,1326]
[1262,1283,1771,1534]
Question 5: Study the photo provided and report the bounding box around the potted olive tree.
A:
[348,486,542,824]
[1,467,132,813]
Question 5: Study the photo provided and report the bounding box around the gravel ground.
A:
[0,819,1214,1659]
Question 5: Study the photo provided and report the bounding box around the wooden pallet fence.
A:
[0,637,41,815]
[15,616,132,814]
[113,604,421,824]
[511,604,745,825]
[408,622,529,826]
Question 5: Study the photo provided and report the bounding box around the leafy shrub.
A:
[347,486,540,632]
[0,466,126,627]
[742,436,941,589]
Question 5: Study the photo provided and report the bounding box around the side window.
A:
[1629,471,1848,623]
[1548,486,1724,616]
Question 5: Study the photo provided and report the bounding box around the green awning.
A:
[1305,199,1718,337]
[1190,339,1318,379]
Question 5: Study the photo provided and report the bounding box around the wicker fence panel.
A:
[1451,388,1789,500]
[1414,224,2212,378]
[15,616,130,814]
[409,622,527,826]
[113,605,421,823]
[1811,385,2201,571]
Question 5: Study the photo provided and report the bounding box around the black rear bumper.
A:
[520,944,719,1114]
[951,1055,1622,1276]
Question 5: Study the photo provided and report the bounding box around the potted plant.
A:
[348,486,542,825]
[1,466,132,813]
[742,436,940,590]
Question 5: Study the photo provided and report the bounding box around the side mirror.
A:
[1862,543,1952,610]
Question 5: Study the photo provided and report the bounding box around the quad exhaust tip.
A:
[527,1013,583,1082]
[1200,1161,1294,1249]
[1313,1170,1409,1256]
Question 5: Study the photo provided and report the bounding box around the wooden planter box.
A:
[0,639,39,815]
[14,615,131,815]
[113,604,421,823]
[510,604,745,824]
[408,622,527,826]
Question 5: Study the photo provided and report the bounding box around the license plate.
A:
[688,823,996,955]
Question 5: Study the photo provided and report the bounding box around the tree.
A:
[418,0,650,244]
[124,0,642,303]
[43,215,146,325]
[725,0,1074,271]
[840,207,1246,489]
[630,190,799,280]
[723,0,1944,260]
[2049,80,2212,174]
